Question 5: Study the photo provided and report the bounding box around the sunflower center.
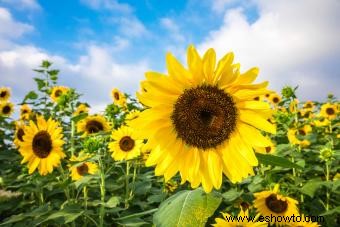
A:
[22,109,28,114]
[298,129,306,136]
[254,96,260,101]
[77,163,89,176]
[114,92,120,100]
[326,107,335,115]
[265,146,271,153]
[265,194,288,213]
[2,105,11,114]
[273,97,279,103]
[32,131,52,158]
[305,103,312,108]
[17,128,25,142]
[55,89,62,97]
[171,85,237,149]
[119,136,135,152]
[0,91,7,97]
[86,120,104,133]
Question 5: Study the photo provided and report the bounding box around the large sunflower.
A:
[132,45,275,192]
[0,102,14,117]
[0,87,11,102]
[111,88,127,107]
[254,184,299,224]
[108,126,143,161]
[213,209,267,227]
[50,86,69,103]
[77,115,111,136]
[69,154,98,181]
[18,116,66,175]
[320,103,338,120]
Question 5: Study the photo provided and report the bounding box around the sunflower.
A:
[69,154,98,181]
[132,45,275,192]
[288,214,320,227]
[18,116,66,175]
[287,129,310,147]
[0,102,14,117]
[213,209,267,227]
[312,117,330,127]
[20,104,32,120]
[0,87,11,102]
[298,109,313,119]
[14,121,26,148]
[254,139,276,154]
[289,99,299,113]
[254,184,299,224]
[268,93,281,105]
[108,126,143,161]
[303,101,315,111]
[320,103,338,120]
[77,115,111,136]
[73,103,89,116]
[50,86,69,102]
[111,88,127,107]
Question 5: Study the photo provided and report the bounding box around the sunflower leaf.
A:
[256,153,303,169]
[153,188,222,227]
[23,91,38,102]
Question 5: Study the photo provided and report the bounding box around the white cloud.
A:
[160,17,185,42]
[0,7,33,39]
[199,0,340,100]
[80,0,132,13]
[115,17,149,38]
[0,0,41,10]
[211,0,236,13]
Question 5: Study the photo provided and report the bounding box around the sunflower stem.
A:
[98,153,106,227]
[325,161,330,211]
[83,186,88,227]
[130,160,138,199]
[70,119,75,157]
[125,161,130,208]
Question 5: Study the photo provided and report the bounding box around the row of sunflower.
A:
[0,47,339,226]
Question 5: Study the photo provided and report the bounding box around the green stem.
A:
[83,186,88,227]
[130,161,138,199]
[98,154,106,227]
[291,156,296,177]
[325,162,330,211]
[70,120,75,157]
[125,161,130,208]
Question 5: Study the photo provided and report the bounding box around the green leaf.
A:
[300,180,331,197]
[256,153,302,169]
[71,112,88,123]
[222,188,243,202]
[153,188,222,227]
[0,205,49,225]
[36,206,84,225]
[106,196,120,208]
[34,78,45,90]
[320,206,340,216]
[41,60,52,68]
[23,91,38,102]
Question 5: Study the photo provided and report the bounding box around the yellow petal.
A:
[239,110,276,134]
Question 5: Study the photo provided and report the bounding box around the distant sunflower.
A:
[18,116,65,175]
[254,184,299,223]
[268,93,281,105]
[14,121,26,148]
[287,128,310,147]
[69,154,98,181]
[298,109,312,119]
[0,87,11,102]
[132,45,276,192]
[108,126,143,161]
[213,209,267,227]
[50,86,69,102]
[303,101,315,111]
[20,104,32,120]
[73,103,89,116]
[288,214,320,227]
[254,139,276,154]
[312,118,330,127]
[289,99,299,113]
[77,115,110,136]
[0,102,14,117]
[125,109,140,127]
[320,103,338,120]
[111,88,127,107]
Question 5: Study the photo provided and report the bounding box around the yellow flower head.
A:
[111,88,127,107]
[131,45,276,192]
[312,117,330,127]
[77,115,111,136]
[287,128,311,147]
[108,126,143,161]
[254,138,276,154]
[69,154,98,181]
[20,104,32,120]
[50,86,69,102]
[0,87,11,102]
[268,93,281,105]
[213,209,267,227]
[14,121,26,148]
[303,101,315,111]
[18,116,66,175]
[254,184,299,224]
[289,99,299,113]
[0,102,14,117]
[73,103,89,116]
[320,103,338,120]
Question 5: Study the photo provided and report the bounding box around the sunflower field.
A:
[0,46,339,227]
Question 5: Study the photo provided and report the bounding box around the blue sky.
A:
[1,0,339,112]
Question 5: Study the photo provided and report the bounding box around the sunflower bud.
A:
[319,148,334,162]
